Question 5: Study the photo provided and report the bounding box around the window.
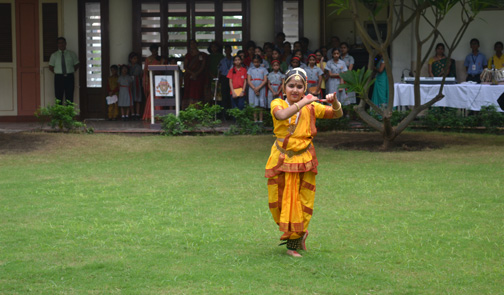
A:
[42,3,59,62]
[85,2,102,87]
[0,3,13,63]
[133,0,249,60]
[167,1,190,57]
[274,0,303,44]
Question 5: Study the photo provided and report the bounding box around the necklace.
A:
[285,100,300,134]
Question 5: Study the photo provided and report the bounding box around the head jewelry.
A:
[283,67,307,95]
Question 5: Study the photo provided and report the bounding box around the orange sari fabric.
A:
[265,99,335,240]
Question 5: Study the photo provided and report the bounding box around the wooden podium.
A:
[147,65,181,125]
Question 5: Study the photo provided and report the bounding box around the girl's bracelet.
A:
[294,102,300,112]
[332,101,342,113]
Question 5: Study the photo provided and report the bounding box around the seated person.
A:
[488,41,504,70]
[464,38,487,83]
[428,43,456,77]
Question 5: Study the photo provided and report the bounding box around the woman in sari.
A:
[183,39,208,108]
[265,68,343,257]
[142,44,162,121]
[428,43,456,78]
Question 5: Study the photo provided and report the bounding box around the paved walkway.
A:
[0,119,367,134]
[0,120,160,134]
[0,119,235,134]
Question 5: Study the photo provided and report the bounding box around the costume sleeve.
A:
[349,56,355,65]
[270,99,285,117]
[313,102,334,119]
[428,57,435,65]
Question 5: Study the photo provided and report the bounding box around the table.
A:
[393,83,504,112]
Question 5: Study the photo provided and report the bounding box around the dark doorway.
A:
[78,0,109,118]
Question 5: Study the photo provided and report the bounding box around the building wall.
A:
[250,0,274,47]
[303,0,320,51]
[250,0,321,51]
[110,0,132,65]
[393,5,503,82]
[418,7,502,82]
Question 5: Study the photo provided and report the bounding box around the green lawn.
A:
[0,132,503,294]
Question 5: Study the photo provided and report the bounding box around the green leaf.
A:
[338,67,375,96]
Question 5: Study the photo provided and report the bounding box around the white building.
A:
[0,0,501,120]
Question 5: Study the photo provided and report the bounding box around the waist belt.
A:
[275,141,311,158]
[307,80,317,84]
[252,78,263,81]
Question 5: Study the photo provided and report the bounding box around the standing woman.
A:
[183,39,208,108]
[265,68,343,257]
[142,44,161,120]
[428,43,456,77]
[372,53,389,108]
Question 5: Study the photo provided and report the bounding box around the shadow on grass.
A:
[0,133,50,154]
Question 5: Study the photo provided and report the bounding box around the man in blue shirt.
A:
[464,38,487,83]
[217,45,234,117]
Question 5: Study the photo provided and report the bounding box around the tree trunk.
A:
[381,112,396,150]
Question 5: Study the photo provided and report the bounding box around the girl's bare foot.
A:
[286,249,302,257]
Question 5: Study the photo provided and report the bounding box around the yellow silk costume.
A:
[265,98,338,241]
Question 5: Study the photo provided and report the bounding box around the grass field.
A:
[0,131,503,294]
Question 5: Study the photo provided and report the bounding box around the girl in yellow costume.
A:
[265,67,343,257]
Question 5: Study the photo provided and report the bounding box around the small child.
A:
[106,65,119,120]
[267,60,285,108]
[292,49,307,69]
[271,48,288,73]
[117,64,134,120]
[227,55,247,110]
[305,54,324,98]
[325,48,347,103]
[247,54,268,122]
[128,52,143,120]
[254,46,270,69]
[315,49,327,97]
[288,56,301,71]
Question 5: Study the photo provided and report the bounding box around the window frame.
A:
[132,0,250,60]
[274,0,304,42]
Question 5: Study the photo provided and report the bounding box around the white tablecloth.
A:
[393,83,504,112]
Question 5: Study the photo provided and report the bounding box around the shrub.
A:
[35,99,86,132]
[160,102,223,135]
[316,107,351,131]
[478,105,504,133]
[225,106,264,135]
[420,106,504,133]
